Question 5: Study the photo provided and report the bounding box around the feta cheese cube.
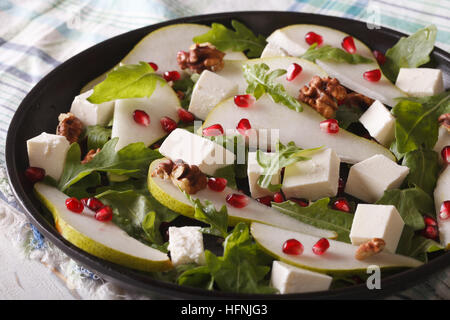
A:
[70,89,115,126]
[26,133,70,180]
[395,68,444,97]
[167,226,205,266]
[270,261,332,294]
[247,152,281,198]
[158,128,236,175]
[359,100,395,147]
[350,204,405,252]
[282,148,340,200]
[345,154,409,203]
[188,70,238,120]
[433,126,450,164]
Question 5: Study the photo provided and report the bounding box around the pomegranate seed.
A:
[282,239,304,255]
[333,198,351,212]
[305,32,323,46]
[236,118,252,136]
[202,124,224,136]
[421,225,438,240]
[177,108,195,123]
[256,195,273,206]
[286,63,303,81]
[160,116,177,133]
[225,194,249,208]
[338,178,346,195]
[424,216,437,227]
[273,192,285,203]
[163,70,180,82]
[320,119,339,134]
[373,50,386,65]
[289,198,308,207]
[25,167,45,183]
[440,201,450,220]
[441,146,450,164]
[208,177,227,192]
[81,197,104,212]
[148,62,158,71]
[341,36,356,54]
[234,94,255,108]
[363,69,382,82]
[65,197,84,213]
[95,205,113,222]
[133,110,150,126]
[312,238,330,255]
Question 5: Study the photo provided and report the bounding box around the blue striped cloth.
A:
[0,0,448,299]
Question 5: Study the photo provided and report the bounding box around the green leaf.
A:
[272,199,353,243]
[177,266,214,290]
[213,165,237,189]
[85,125,112,150]
[87,62,166,104]
[382,25,437,82]
[391,91,450,154]
[243,63,303,112]
[172,76,196,109]
[256,141,321,192]
[334,104,364,129]
[396,225,443,262]
[64,172,101,199]
[402,149,440,195]
[193,20,267,58]
[300,44,373,64]
[58,138,163,191]
[376,187,434,230]
[208,134,249,179]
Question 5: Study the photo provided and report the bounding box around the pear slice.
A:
[201,94,395,164]
[148,159,336,239]
[434,166,450,249]
[34,183,172,272]
[263,24,406,107]
[251,222,422,275]
[81,24,247,93]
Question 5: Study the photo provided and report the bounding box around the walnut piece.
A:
[298,76,347,118]
[151,159,174,180]
[81,148,100,164]
[177,42,225,74]
[355,238,386,261]
[438,113,450,131]
[56,112,83,143]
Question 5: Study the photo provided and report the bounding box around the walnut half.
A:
[81,148,100,164]
[56,112,83,143]
[177,42,225,74]
[355,238,386,261]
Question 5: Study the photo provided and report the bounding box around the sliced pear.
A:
[434,166,450,249]
[251,222,422,276]
[201,94,395,164]
[264,24,406,106]
[34,183,172,272]
[111,82,180,151]
[148,159,336,239]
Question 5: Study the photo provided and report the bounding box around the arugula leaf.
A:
[300,44,372,64]
[382,25,437,82]
[272,199,353,243]
[85,125,111,150]
[256,141,321,192]
[334,104,364,129]
[213,165,237,189]
[64,172,101,199]
[87,62,166,104]
[243,63,302,112]
[391,91,450,154]
[396,226,442,262]
[177,266,214,290]
[58,138,163,191]
[172,76,196,109]
[184,193,228,238]
[376,187,434,231]
[402,149,440,195]
[193,20,267,58]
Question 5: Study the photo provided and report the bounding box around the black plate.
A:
[5,11,450,299]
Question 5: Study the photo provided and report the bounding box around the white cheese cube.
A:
[247,152,281,199]
[395,68,444,97]
[167,226,205,266]
[359,100,395,147]
[433,126,450,164]
[158,128,236,176]
[26,133,70,180]
[188,70,238,120]
[345,154,409,203]
[270,261,332,294]
[434,166,450,249]
[70,89,115,126]
[350,204,405,253]
[282,148,340,200]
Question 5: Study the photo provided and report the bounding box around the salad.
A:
[24,20,449,295]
